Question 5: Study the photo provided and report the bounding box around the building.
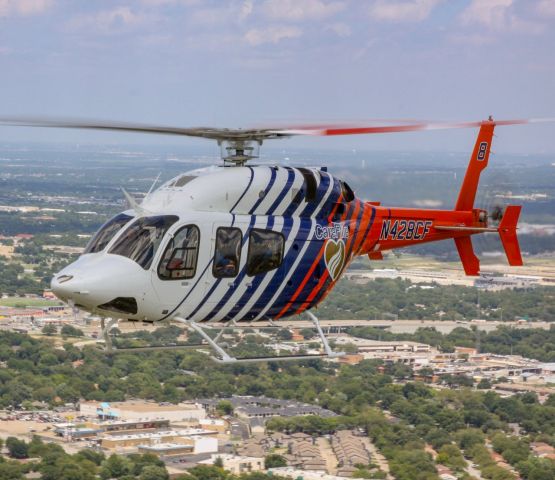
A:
[201,454,264,475]
[101,430,217,454]
[531,442,555,459]
[338,354,364,365]
[89,419,170,433]
[199,418,227,433]
[334,337,432,354]
[198,396,336,423]
[79,400,206,422]
[269,467,352,480]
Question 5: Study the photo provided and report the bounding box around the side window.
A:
[247,229,285,276]
[213,227,242,278]
[158,225,200,280]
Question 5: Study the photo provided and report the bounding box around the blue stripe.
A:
[157,169,256,322]
[235,216,308,322]
[200,215,258,322]
[249,167,277,214]
[310,204,368,308]
[155,213,237,322]
[230,167,254,213]
[156,173,258,323]
[284,199,355,310]
[224,216,297,321]
[299,171,332,218]
[261,199,353,319]
[356,205,376,255]
[266,167,295,215]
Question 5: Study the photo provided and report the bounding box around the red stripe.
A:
[293,200,361,315]
[275,194,345,319]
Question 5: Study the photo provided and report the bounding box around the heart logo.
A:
[324,239,345,281]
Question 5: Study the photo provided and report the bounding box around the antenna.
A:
[146,172,161,198]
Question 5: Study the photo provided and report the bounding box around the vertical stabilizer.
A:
[455,120,495,211]
[499,205,523,266]
[454,236,480,276]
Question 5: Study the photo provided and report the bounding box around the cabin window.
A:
[246,229,285,276]
[109,215,178,270]
[172,175,195,187]
[340,181,355,202]
[158,225,200,280]
[84,213,133,254]
[213,227,242,278]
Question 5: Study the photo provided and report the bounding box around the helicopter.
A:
[0,116,548,362]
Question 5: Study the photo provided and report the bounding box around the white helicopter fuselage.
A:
[51,165,371,324]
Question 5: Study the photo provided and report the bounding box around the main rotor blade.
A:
[0,116,287,141]
[1,116,553,141]
[271,118,555,136]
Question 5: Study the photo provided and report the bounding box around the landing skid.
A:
[174,311,345,364]
[98,312,345,363]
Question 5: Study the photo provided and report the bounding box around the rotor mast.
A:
[219,139,262,166]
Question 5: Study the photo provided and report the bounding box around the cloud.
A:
[261,0,345,22]
[240,0,253,21]
[368,0,443,22]
[0,0,53,17]
[537,0,555,16]
[68,6,150,33]
[140,0,200,5]
[459,0,543,33]
[244,25,302,45]
[327,22,351,37]
[448,32,495,46]
[189,1,252,27]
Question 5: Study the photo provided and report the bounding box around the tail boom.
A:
[358,118,523,276]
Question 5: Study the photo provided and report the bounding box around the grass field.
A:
[0,297,63,308]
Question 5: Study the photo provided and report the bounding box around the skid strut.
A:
[100,317,119,353]
[306,311,344,358]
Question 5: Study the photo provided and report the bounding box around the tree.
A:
[60,325,84,337]
[276,329,293,341]
[76,449,105,466]
[454,429,485,450]
[436,444,466,471]
[188,465,228,480]
[477,378,492,389]
[42,324,57,336]
[6,437,28,459]
[100,454,132,479]
[265,454,287,469]
[139,465,169,480]
[300,328,316,339]
[40,456,96,480]
[216,400,234,416]
[0,462,24,480]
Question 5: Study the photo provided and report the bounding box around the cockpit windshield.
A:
[84,213,133,254]
[109,215,178,269]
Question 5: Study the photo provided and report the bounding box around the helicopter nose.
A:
[50,274,77,303]
[50,255,151,317]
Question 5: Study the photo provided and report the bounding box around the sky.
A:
[1,0,555,154]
